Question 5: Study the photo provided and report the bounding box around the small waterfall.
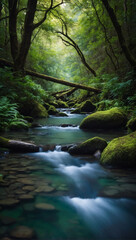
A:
[55,145,61,151]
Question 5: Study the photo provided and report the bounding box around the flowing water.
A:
[0,109,136,240]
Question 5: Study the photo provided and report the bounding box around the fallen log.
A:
[0,58,101,93]
[0,137,39,153]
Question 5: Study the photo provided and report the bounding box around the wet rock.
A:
[31,122,42,128]
[42,144,55,152]
[35,203,56,211]
[0,198,19,207]
[68,137,107,155]
[61,144,75,152]
[60,124,77,128]
[57,112,68,117]
[10,225,36,239]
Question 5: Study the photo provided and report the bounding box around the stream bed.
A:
[0,109,136,240]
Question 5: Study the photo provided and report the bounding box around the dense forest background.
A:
[0,0,136,131]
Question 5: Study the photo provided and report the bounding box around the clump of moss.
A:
[80,107,127,130]
[127,117,136,132]
[100,131,136,168]
[56,100,69,108]
[68,137,107,155]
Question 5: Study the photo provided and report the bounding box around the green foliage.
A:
[0,96,28,131]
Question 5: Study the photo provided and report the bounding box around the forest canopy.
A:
[0,0,136,130]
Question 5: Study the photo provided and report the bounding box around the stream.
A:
[0,109,136,240]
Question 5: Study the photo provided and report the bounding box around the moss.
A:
[0,136,9,147]
[68,137,107,155]
[127,117,136,132]
[48,105,59,115]
[80,107,127,130]
[100,131,136,168]
[56,99,69,108]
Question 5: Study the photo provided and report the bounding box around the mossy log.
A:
[0,136,39,153]
[0,58,101,93]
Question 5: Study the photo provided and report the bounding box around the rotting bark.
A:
[0,58,101,93]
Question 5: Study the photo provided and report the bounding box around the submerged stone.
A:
[34,185,54,193]
[0,198,19,207]
[68,137,107,155]
[80,107,127,129]
[100,131,136,168]
[10,225,36,239]
[35,203,56,211]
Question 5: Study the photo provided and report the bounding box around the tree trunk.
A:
[0,58,101,93]
[8,0,18,62]
[14,0,37,71]
[101,0,136,68]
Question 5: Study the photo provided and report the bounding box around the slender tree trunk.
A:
[101,0,136,68]
[8,0,18,62]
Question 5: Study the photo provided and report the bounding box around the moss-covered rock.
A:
[20,100,48,118]
[56,99,69,108]
[48,105,59,115]
[127,117,136,132]
[100,131,136,168]
[68,137,107,155]
[71,100,96,114]
[80,107,127,130]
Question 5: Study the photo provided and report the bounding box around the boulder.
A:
[48,105,59,115]
[80,107,127,129]
[68,137,107,155]
[20,100,48,118]
[100,131,136,168]
[127,117,136,132]
[71,100,96,114]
